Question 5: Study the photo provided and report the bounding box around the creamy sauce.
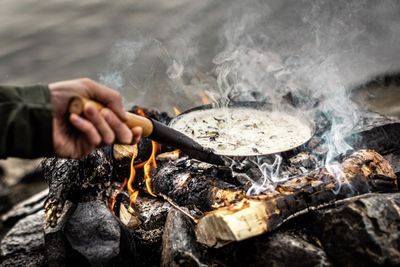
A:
[170,108,313,156]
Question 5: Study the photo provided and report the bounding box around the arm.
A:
[0,78,142,159]
[0,85,53,158]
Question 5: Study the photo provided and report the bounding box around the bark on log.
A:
[42,147,113,227]
[113,193,172,267]
[348,110,400,155]
[195,149,398,247]
[151,159,245,212]
[161,210,208,267]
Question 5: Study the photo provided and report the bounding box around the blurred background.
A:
[0,0,399,205]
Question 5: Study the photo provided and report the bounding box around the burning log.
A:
[195,149,398,247]
[151,159,245,212]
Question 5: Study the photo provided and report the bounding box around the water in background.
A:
[0,0,399,117]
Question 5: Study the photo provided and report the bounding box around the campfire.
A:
[0,82,399,267]
[1,91,395,267]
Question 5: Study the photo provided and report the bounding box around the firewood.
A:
[161,210,207,267]
[113,144,138,162]
[112,139,154,166]
[151,160,245,212]
[348,110,400,154]
[119,203,140,228]
[42,148,113,228]
[195,149,398,247]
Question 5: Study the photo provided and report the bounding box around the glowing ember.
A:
[136,107,146,117]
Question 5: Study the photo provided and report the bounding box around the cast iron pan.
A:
[169,101,315,160]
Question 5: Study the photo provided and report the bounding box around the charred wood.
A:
[161,210,208,267]
[114,193,171,267]
[151,159,244,212]
[42,147,113,227]
[348,110,400,155]
[129,105,172,125]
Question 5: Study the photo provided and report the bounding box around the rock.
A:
[64,200,121,267]
[0,177,10,214]
[1,188,48,227]
[254,232,332,267]
[44,200,78,267]
[0,158,42,186]
[0,210,45,267]
[212,231,333,267]
[313,193,400,267]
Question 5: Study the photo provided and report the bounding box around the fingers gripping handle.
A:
[68,96,154,137]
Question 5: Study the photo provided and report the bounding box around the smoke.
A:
[210,0,400,194]
[99,32,206,113]
[100,0,400,193]
[246,154,288,195]
[207,0,381,192]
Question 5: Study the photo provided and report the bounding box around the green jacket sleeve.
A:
[0,85,54,159]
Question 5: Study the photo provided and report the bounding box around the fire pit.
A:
[1,91,400,267]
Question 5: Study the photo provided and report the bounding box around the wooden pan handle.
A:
[68,96,153,137]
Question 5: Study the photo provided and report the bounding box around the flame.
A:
[173,106,181,116]
[111,135,177,212]
[121,141,160,208]
[109,178,128,212]
[136,107,146,117]
[144,141,160,197]
[127,145,139,206]
[200,92,209,105]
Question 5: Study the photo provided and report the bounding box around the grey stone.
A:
[218,231,333,267]
[65,200,121,267]
[1,188,48,227]
[314,193,400,267]
[0,210,45,267]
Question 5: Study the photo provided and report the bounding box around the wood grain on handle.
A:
[68,96,154,137]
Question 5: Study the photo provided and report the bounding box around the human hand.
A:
[49,78,142,159]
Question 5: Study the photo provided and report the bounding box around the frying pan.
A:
[169,101,315,160]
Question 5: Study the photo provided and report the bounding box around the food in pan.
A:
[170,107,313,156]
